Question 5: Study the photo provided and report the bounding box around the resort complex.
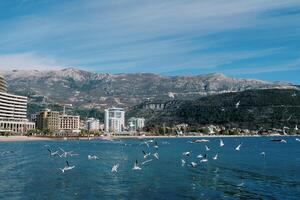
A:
[0,74,35,134]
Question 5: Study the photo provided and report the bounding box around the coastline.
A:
[1,134,298,142]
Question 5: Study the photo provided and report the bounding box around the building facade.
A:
[128,117,145,132]
[36,109,60,131]
[86,117,100,132]
[104,108,125,133]
[36,109,80,133]
[0,75,35,134]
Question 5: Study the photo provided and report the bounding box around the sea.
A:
[0,137,299,200]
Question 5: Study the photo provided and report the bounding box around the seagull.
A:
[142,150,151,159]
[153,152,159,160]
[193,139,209,143]
[59,148,77,158]
[200,154,208,163]
[292,92,297,97]
[296,138,300,142]
[60,161,75,173]
[295,125,298,131]
[205,145,210,151]
[47,149,59,157]
[235,143,242,151]
[154,141,159,149]
[88,155,99,160]
[281,139,287,143]
[142,159,153,165]
[221,107,225,112]
[260,152,266,156]
[132,160,142,170]
[220,139,224,147]
[182,151,191,156]
[197,154,203,158]
[213,153,218,160]
[189,162,197,167]
[111,164,119,173]
[181,159,186,166]
[235,101,240,109]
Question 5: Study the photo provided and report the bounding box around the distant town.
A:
[0,74,299,138]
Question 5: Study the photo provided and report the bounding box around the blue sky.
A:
[0,0,299,84]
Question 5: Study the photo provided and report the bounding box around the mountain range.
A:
[1,68,296,111]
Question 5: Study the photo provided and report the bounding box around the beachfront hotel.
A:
[128,117,145,132]
[0,74,35,134]
[36,108,80,134]
[104,107,125,133]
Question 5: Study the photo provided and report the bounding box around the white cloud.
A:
[0,52,63,70]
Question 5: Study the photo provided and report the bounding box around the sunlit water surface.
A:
[0,137,300,200]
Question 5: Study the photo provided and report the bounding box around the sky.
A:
[0,0,299,84]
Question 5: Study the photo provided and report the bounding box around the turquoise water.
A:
[0,137,300,200]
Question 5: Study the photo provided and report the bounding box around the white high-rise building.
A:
[86,118,100,132]
[104,108,125,133]
[128,117,145,132]
[0,75,35,134]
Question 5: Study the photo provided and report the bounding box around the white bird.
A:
[197,154,203,158]
[111,164,119,173]
[292,92,297,97]
[213,153,218,160]
[296,138,300,142]
[190,162,197,167]
[47,149,59,157]
[181,159,186,166]
[153,152,159,160]
[281,139,287,143]
[220,139,224,147]
[59,148,78,158]
[88,155,99,160]
[154,141,159,149]
[200,154,208,163]
[142,150,151,159]
[60,161,75,173]
[295,125,298,131]
[132,160,142,170]
[142,159,153,165]
[235,143,242,151]
[235,101,240,109]
[182,151,191,156]
[193,139,209,143]
[205,145,210,151]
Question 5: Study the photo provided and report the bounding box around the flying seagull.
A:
[60,161,75,173]
[235,101,241,109]
[220,139,224,147]
[142,159,153,165]
[88,155,99,160]
[182,151,191,156]
[142,150,151,159]
[132,160,142,170]
[47,149,59,157]
[213,153,218,160]
[205,145,210,151]
[235,143,242,151]
[200,154,208,163]
[153,152,159,160]
[111,164,119,173]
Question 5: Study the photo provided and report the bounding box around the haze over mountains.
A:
[2,68,296,111]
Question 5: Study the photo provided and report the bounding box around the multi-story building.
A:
[128,117,145,132]
[59,114,80,132]
[86,117,100,132]
[0,75,35,134]
[104,108,125,133]
[36,109,80,133]
[36,109,60,131]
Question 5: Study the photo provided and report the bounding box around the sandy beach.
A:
[0,136,53,142]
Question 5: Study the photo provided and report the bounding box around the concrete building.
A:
[86,117,100,132]
[36,109,80,133]
[59,114,80,132]
[104,108,125,133]
[0,74,35,134]
[36,109,60,131]
[128,117,145,132]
